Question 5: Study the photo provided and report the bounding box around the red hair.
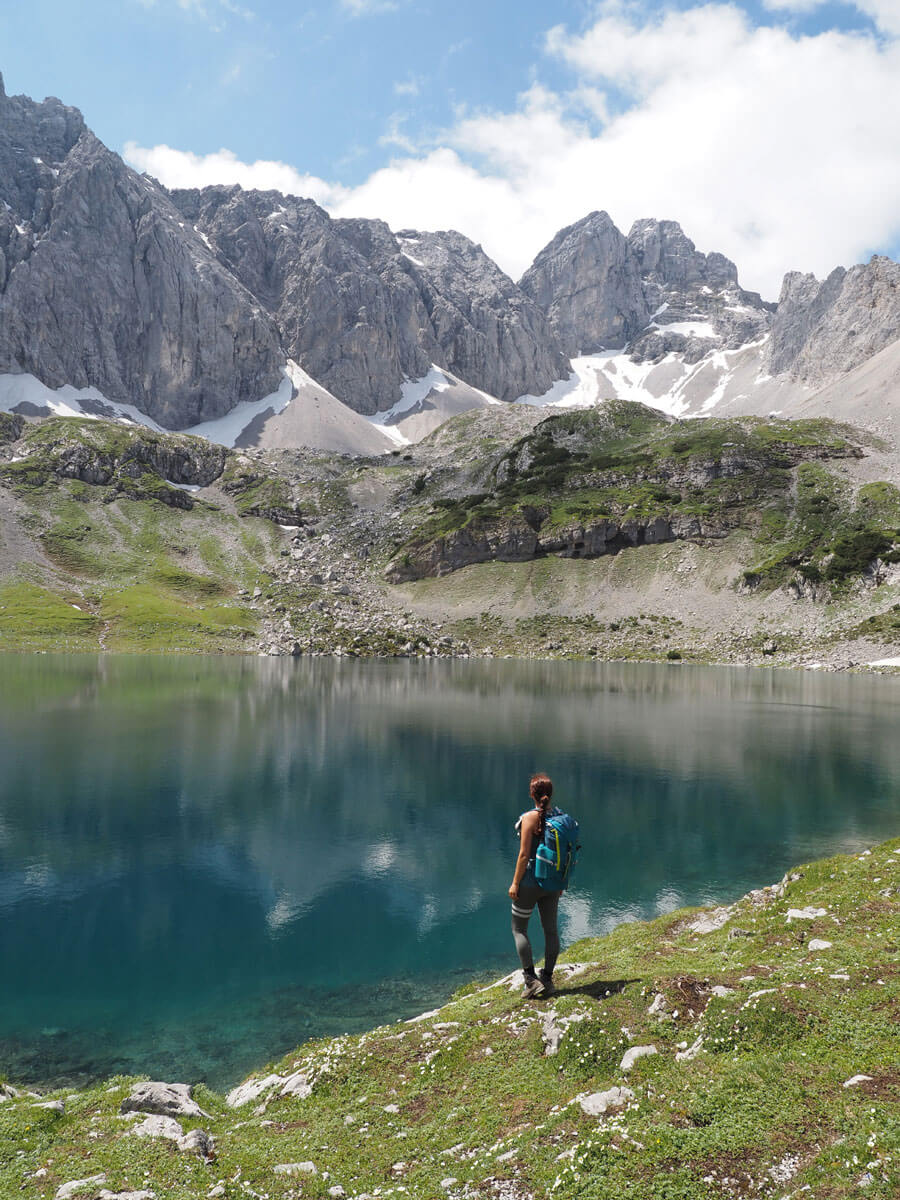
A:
[530,773,553,838]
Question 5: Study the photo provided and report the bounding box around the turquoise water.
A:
[1,654,898,1090]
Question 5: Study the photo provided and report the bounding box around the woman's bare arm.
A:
[509,810,539,899]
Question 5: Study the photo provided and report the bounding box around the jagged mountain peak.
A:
[626,217,739,291]
[1,69,899,450]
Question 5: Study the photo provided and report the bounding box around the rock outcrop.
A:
[0,76,285,428]
[520,212,773,363]
[519,211,648,354]
[170,188,568,412]
[767,256,900,385]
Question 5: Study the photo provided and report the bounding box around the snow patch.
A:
[367,362,502,444]
[0,374,166,430]
[181,362,302,447]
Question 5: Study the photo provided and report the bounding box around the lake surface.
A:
[1,654,898,1090]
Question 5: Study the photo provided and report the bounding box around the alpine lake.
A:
[1,653,898,1092]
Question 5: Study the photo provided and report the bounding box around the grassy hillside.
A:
[0,419,291,653]
[2,838,897,1199]
[388,404,900,593]
[4,408,900,665]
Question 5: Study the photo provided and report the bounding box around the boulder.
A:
[688,907,733,934]
[120,1082,208,1120]
[620,1045,657,1071]
[786,907,828,922]
[178,1128,215,1159]
[130,1115,184,1141]
[226,1073,283,1108]
[54,1177,107,1200]
[577,1086,634,1116]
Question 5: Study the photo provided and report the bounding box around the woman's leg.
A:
[536,890,561,975]
[511,884,540,971]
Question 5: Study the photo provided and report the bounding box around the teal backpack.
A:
[523,807,581,891]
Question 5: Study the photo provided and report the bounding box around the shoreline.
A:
[2,835,897,1198]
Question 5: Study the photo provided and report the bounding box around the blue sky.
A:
[2,0,898,293]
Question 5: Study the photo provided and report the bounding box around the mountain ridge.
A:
[0,70,898,450]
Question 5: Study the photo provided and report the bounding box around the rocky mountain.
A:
[0,76,286,428]
[518,211,773,364]
[0,71,898,448]
[169,186,567,413]
[768,256,900,385]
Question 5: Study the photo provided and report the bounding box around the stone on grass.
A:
[274,1162,316,1175]
[786,907,827,923]
[620,1045,657,1071]
[131,1115,184,1141]
[675,1036,704,1062]
[328,1188,346,1198]
[97,1192,156,1200]
[383,1103,400,1113]
[710,985,733,997]
[279,1070,312,1100]
[226,1074,283,1108]
[54,1177,107,1200]
[120,1082,208,1120]
[808,938,832,951]
[578,1087,634,1116]
[33,1099,65,1114]
[688,907,732,934]
[647,993,667,1015]
[178,1128,215,1158]
[843,1074,873,1088]
[541,1007,588,1056]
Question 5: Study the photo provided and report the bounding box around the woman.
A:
[508,772,561,999]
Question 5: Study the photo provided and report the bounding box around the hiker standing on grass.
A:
[509,773,579,1000]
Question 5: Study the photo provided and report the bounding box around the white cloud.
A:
[137,0,255,23]
[393,76,421,97]
[761,0,900,36]
[339,0,399,14]
[123,3,900,297]
[378,115,417,153]
[124,142,347,207]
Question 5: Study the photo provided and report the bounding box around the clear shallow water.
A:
[0,654,898,1090]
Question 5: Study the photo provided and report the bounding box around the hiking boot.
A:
[522,974,545,999]
[538,969,555,996]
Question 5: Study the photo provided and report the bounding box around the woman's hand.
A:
[508,883,519,899]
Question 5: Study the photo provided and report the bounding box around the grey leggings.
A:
[511,883,560,974]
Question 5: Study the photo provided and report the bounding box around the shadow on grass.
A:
[548,977,642,1001]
